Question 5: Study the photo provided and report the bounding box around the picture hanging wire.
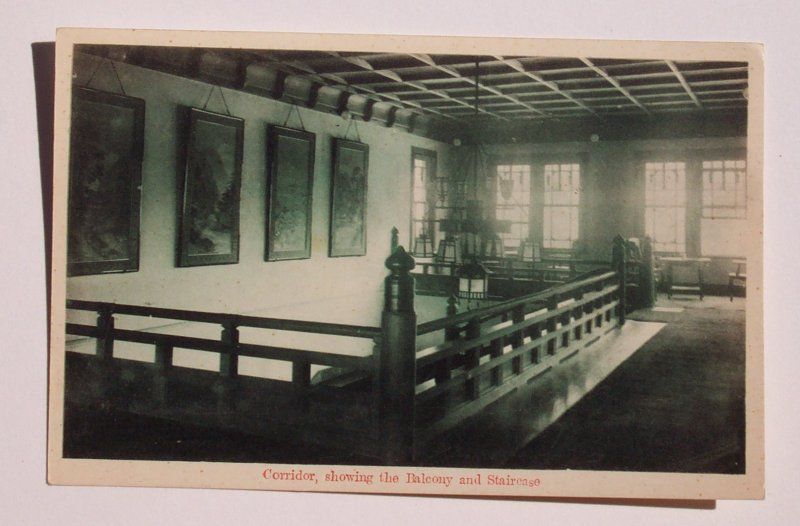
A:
[343,113,361,142]
[83,56,128,96]
[201,84,232,116]
[282,104,306,131]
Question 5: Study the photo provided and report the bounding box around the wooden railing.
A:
[65,297,387,460]
[66,300,380,383]
[64,232,649,465]
[411,268,622,446]
[412,257,611,299]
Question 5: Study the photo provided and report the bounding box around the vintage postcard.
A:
[47,28,764,500]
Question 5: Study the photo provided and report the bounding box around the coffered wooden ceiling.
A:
[81,45,749,132]
[241,50,748,120]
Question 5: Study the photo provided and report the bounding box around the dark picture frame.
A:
[329,138,369,257]
[265,126,316,261]
[67,87,145,277]
[176,107,244,267]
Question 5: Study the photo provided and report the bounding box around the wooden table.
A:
[660,257,711,300]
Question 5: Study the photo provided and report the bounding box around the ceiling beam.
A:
[349,65,747,96]
[580,58,651,115]
[665,60,703,109]
[325,52,504,120]
[494,56,599,118]
[408,53,547,118]
[260,51,457,120]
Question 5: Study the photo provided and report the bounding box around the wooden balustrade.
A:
[413,269,621,447]
[411,256,611,299]
[64,230,642,465]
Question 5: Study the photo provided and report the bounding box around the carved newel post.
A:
[640,236,656,309]
[379,239,417,465]
[612,235,627,325]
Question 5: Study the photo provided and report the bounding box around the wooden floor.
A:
[506,295,746,473]
[62,295,746,473]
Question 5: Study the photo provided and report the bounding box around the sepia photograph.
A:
[46,28,764,500]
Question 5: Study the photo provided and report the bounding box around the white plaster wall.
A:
[66,52,454,328]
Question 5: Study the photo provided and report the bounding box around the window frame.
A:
[542,161,582,250]
[493,163,533,253]
[643,159,688,255]
[702,158,747,220]
[409,147,438,249]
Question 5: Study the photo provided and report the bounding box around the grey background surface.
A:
[1,0,797,524]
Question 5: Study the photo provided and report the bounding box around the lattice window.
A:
[495,164,531,251]
[543,163,580,249]
[411,157,430,242]
[702,160,746,219]
[644,161,686,254]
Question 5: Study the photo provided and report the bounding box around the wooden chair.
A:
[728,259,747,301]
[662,257,710,300]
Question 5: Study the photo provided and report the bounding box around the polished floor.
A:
[63,295,746,473]
[506,295,746,473]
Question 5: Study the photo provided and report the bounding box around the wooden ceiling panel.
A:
[81,45,749,127]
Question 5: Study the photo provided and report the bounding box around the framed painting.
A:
[177,107,244,267]
[67,87,145,276]
[329,138,369,257]
[265,126,315,261]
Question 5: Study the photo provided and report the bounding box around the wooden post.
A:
[510,304,525,375]
[390,226,399,254]
[546,295,558,355]
[464,319,481,400]
[378,243,417,465]
[292,359,312,411]
[641,236,656,308]
[154,342,173,403]
[489,338,504,386]
[96,307,115,360]
[292,361,311,387]
[435,295,459,385]
[216,320,239,412]
[612,235,627,325]
[219,321,239,377]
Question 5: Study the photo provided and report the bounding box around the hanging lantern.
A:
[461,231,480,257]
[482,234,505,260]
[457,258,488,300]
[518,238,541,262]
[435,234,461,275]
[412,232,435,258]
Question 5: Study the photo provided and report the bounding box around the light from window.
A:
[702,160,746,219]
[644,161,686,253]
[543,163,580,249]
[412,157,429,242]
[495,164,531,252]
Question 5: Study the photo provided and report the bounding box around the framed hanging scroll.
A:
[176,107,244,267]
[329,138,369,257]
[67,87,145,276]
[265,125,316,261]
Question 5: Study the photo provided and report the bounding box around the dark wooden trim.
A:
[416,284,618,368]
[417,269,616,334]
[65,323,371,370]
[66,299,381,339]
[415,298,619,445]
